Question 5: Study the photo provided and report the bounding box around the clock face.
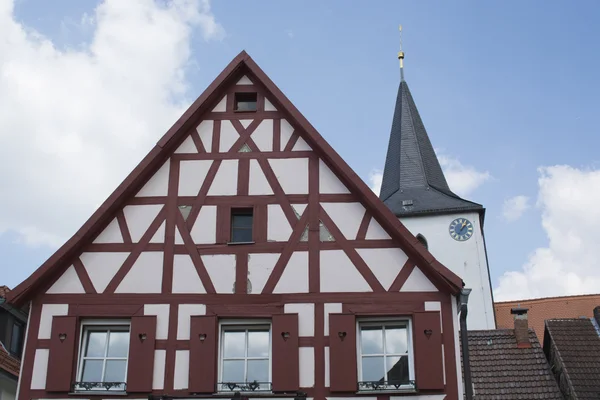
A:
[449,218,474,241]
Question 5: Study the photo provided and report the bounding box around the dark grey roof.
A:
[380,80,482,217]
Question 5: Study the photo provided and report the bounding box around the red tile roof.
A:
[0,347,20,377]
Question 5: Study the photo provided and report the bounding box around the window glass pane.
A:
[247,359,269,383]
[107,331,129,357]
[223,330,246,358]
[232,214,253,228]
[104,360,127,382]
[81,359,103,382]
[10,323,22,354]
[231,228,253,243]
[361,356,384,382]
[247,330,269,358]
[361,326,383,354]
[85,331,107,357]
[385,326,408,354]
[222,360,245,382]
[386,355,409,384]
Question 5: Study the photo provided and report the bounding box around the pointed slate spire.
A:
[379,80,482,216]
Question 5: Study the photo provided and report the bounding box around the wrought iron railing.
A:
[73,381,126,391]
[217,381,272,392]
[358,380,416,391]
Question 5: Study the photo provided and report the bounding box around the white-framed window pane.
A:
[81,359,103,382]
[223,330,246,358]
[85,331,107,357]
[247,359,269,382]
[362,356,384,381]
[247,330,269,358]
[386,355,409,383]
[107,331,129,357]
[385,327,408,354]
[104,360,127,382]
[222,360,245,382]
[361,326,383,355]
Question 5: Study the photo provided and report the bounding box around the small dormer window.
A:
[234,93,257,112]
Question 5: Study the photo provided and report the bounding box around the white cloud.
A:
[0,0,224,247]
[502,195,530,222]
[494,165,600,301]
[437,153,490,197]
[369,169,383,196]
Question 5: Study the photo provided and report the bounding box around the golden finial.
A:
[398,25,405,81]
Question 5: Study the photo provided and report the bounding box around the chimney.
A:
[511,307,531,348]
[594,306,600,327]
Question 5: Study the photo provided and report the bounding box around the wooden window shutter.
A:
[413,311,444,390]
[189,315,218,393]
[126,316,157,392]
[46,316,77,392]
[329,314,357,392]
[272,314,299,392]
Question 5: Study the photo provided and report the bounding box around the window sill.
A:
[233,109,257,113]
[227,241,256,246]
[69,391,127,396]
[356,388,417,395]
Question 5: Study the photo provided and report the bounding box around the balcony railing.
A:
[358,380,416,391]
[73,381,126,391]
[217,381,272,392]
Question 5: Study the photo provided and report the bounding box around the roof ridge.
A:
[496,292,600,304]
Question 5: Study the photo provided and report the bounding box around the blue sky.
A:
[2,0,600,300]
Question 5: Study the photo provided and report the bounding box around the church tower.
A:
[380,43,496,329]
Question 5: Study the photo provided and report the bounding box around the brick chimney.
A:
[511,307,531,348]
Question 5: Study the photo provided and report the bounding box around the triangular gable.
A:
[7,51,462,306]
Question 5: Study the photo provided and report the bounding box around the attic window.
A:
[230,208,254,243]
[234,93,257,112]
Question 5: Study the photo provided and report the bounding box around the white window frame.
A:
[217,319,272,393]
[356,317,415,391]
[75,319,131,393]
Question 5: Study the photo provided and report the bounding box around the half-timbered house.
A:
[7,51,466,400]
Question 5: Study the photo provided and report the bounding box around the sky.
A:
[1,0,600,301]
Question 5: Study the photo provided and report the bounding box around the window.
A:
[234,93,257,112]
[218,323,271,392]
[231,208,253,243]
[76,322,130,392]
[9,321,23,357]
[358,320,414,390]
[416,234,428,249]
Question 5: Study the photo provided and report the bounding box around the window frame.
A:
[74,319,131,393]
[229,208,254,244]
[9,320,24,357]
[356,317,415,391]
[217,319,273,393]
[234,92,258,112]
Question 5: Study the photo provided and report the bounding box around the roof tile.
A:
[0,347,20,377]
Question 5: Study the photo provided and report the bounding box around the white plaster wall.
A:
[249,159,273,195]
[319,160,350,194]
[293,204,307,217]
[284,304,314,336]
[320,250,370,292]
[212,95,227,112]
[174,136,198,154]
[202,254,236,293]
[152,350,166,390]
[92,218,123,243]
[324,347,330,387]
[237,75,252,85]
[274,251,308,293]
[190,206,217,244]
[252,119,273,152]
[400,267,437,292]
[173,350,189,390]
[321,203,365,240]
[144,304,170,340]
[208,160,238,196]
[323,303,342,336]
[46,265,85,294]
[30,349,49,389]
[299,347,315,387]
[179,160,212,196]
[292,137,312,151]
[173,255,206,294]
[177,304,206,340]
[38,304,68,339]
[269,158,309,194]
[80,252,128,293]
[264,98,277,111]
[240,119,252,129]
[365,218,391,240]
[116,252,163,293]
[400,212,495,329]
[247,253,278,294]
[150,221,165,243]
[219,120,240,152]
[280,119,294,148]
[197,120,213,152]
[357,248,408,291]
[136,160,170,196]
[267,205,292,241]
[123,205,162,242]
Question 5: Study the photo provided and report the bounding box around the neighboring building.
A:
[0,286,28,400]
[379,77,495,330]
[7,52,467,400]
[496,293,600,340]
[543,307,600,399]
[464,308,562,399]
